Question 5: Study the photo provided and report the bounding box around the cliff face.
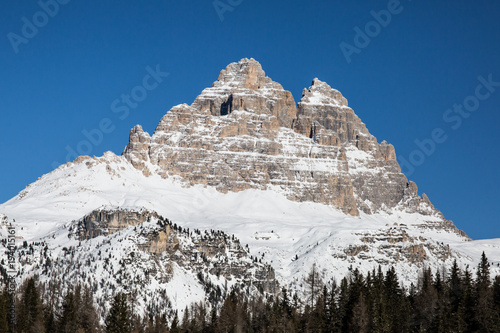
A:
[123,58,440,219]
[56,207,277,316]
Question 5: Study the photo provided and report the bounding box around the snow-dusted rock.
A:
[123,58,447,220]
[2,58,500,322]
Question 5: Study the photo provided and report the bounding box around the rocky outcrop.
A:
[122,58,449,221]
[143,102,359,215]
[142,222,278,294]
[70,207,159,240]
[122,125,151,176]
[69,207,278,294]
[191,58,297,128]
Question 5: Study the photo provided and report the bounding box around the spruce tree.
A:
[105,293,131,333]
[169,311,180,333]
[477,251,491,290]
[0,289,9,333]
[17,277,45,332]
[44,307,56,333]
[461,266,476,332]
[80,286,100,333]
[474,252,499,332]
[59,291,78,332]
[493,276,500,323]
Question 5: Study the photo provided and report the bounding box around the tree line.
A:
[1,252,499,332]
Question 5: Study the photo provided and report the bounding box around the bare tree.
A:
[304,264,323,308]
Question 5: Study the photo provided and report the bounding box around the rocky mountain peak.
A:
[123,124,151,175]
[300,78,348,107]
[191,58,297,127]
[122,58,451,221]
[215,57,270,90]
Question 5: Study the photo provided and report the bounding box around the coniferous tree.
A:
[414,267,437,331]
[169,312,180,333]
[80,286,101,333]
[346,268,365,332]
[474,252,499,332]
[308,285,328,332]
[493,275,500,323]
[59,291,78,333]
[461,266,476,332]
[17,277,45,333]
[304,264,323,309]
[337,277,350,332]
[477,252,491,290]
[43,307,56,333]
[105,293,131,333]
[448,260,462,310]
[351,292,369,333]
[0,288,9,333]
[326,282,339,332]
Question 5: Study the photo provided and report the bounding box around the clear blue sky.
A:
[1,0,499,239]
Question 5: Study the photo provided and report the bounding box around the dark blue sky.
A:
[1,0,499,239]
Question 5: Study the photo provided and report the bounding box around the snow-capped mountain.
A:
[1,58,499,319]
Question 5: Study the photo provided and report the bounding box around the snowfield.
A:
[1,151,500,315]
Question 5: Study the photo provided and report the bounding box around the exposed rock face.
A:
[71,207,278,293]
[144,103,358,215]
[191,58,297,127]
[123,125,151,176]
[123,58,446,220]
[71,208,160,240]
[293,78,411,214]
[353,226,452,265]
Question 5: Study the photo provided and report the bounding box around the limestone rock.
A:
[122,125,151,176]
[122,58,451,222]
[191,58,298,128]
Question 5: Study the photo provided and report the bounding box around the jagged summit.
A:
[4,58,499,323]
[300,78,348,107]
[191,58,297,127]
[213,57,271,90]
[121,58,448,222]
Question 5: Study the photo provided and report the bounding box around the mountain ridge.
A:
[123,57,452,223]
[1,58,499,321]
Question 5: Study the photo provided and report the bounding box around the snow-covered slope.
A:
[2,58,500,321]
[2,152,499,293]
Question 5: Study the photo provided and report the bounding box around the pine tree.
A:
[17,277,45,332]
[44,307,57,333]
[59,291,78,332]
[80,286,100,333]
[477,251,491,291]
[181,306,189,330]
[448,260,462,310]
[493,276,500,321]
[105,293,131,333]
[169,311,180,333]
[461,266,476,332]
[447,261,466,332]
[474,252,499,332]
[337,277,350,332]
[326,282,339,332]
[413,267,437,331]
[351,292,369,333]
[0,289,9,333]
